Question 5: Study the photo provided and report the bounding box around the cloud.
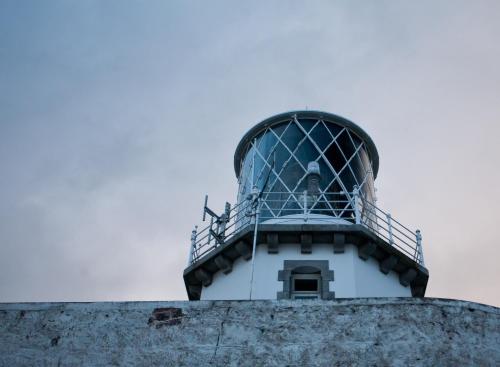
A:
[0,1,499,305]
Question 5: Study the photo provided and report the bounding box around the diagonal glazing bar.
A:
[250,139,301,204]
[293,115,352,200]
[322,141,365,197]
[288,122,347,193]
[253,121,293,186]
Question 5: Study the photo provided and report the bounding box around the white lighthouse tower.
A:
[184,111,428,300]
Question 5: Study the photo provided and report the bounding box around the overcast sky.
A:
[1,1,499,306]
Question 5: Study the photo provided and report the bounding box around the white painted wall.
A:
[200,243,411,300]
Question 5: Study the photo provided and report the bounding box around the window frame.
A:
[277,260,335,300]
[291,273,322,299]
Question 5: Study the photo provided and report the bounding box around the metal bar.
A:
[293,117,352,199]
[251,139,256,187]
[338,130,365,188]
[188,226,197,265]
[202,195,208,221]
[193,225,210,237]
[353,186,361,224]
[253,122,293,196]
[251,140,300,203]
[416,230,424,265]
[388,216,415,234]
[249,188,260,300]
[190,191,424,266]
[391,226,418,244]
[320,141,365,201]
[303,190,307,217]
[389,233,414,250]
[207,217,214,246]
[193,230,211,245]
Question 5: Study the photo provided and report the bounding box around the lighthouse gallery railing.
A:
[187,190,424,267]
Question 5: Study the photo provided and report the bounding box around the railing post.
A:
[207,217,214,245]
[416,229,424,265]
[387,213,393,245]
[353,185,361,225]
[188,225,197,265]
[249,186,259,225]
[218,202,231,239]
[249,187,260,300]
[303,190,308,219]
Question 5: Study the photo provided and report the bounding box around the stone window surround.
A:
[277,260,335,300]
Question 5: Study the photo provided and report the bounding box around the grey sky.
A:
[1,1,499,306]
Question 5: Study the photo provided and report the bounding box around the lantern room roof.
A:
[233,110,380,179]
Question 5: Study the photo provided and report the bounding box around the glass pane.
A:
[252,154,265,186]
[324,141,346,173]
[280,123,305,151]
[271,121,290,138]
[349,153,366,187]
[294,138,320,166]
[267,174,286,195]
[273,142,290,173]
[257,130,278,162]
[325,122,342,138]
[317,157,334,192]
[256,164,274,192]
[325,181,350,218]
[347,130,362,148]
[280,196,301,216]
[280,159,305,192]
[340,169,357,192]
[336,129,356,161]
[294,279,318,291]
[363,176,376,204]
[309,196,329,216]
[263,189,286,212]
[309,122,332,152]
[358,148,372,173]
[240,146,254,180]
[293,175,308,193]
[297,118,318,133]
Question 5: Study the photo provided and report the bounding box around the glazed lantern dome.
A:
[234,111,378,224]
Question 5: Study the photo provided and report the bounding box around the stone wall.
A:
[0,298,498,366]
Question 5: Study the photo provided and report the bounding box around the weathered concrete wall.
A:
[0,298,498,366]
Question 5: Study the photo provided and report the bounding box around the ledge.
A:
[1,298,498,366]
[183,223,429,300]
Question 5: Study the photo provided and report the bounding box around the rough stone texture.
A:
[0,298,499,366]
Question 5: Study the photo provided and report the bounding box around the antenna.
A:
[202,195,208,221]
[202,194,232,246]
[202,194,219,222]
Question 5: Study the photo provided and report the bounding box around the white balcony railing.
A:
[187,187,424,266]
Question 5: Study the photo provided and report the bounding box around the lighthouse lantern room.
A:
[183,111,428,300]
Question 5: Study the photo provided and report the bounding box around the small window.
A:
[278,260,335,300]
[294,278,318,292]
[291,274,321,299]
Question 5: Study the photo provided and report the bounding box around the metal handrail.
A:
[187,189,424,266]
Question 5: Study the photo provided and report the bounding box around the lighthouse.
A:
[183,111,428,300]
[5,109,499,367]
